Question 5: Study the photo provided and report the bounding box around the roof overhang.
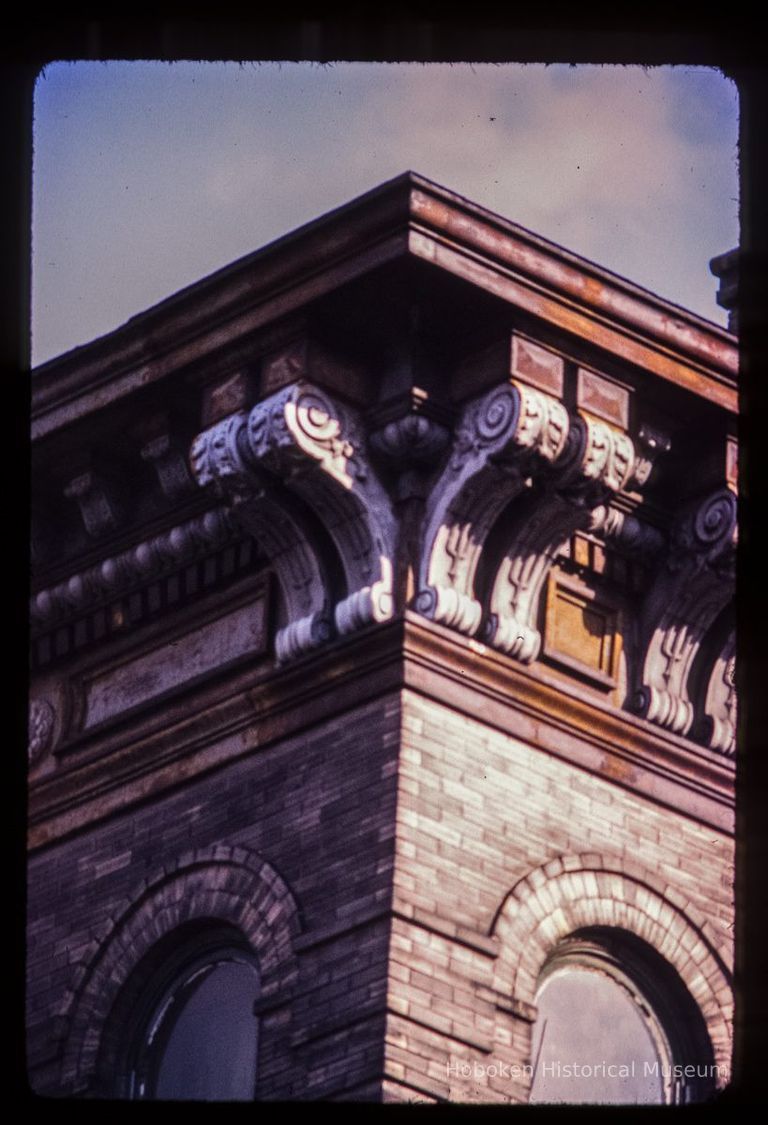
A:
[31,171,738,442]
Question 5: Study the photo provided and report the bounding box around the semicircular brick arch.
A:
[491,854,733,1076]
[59,844,301,1095]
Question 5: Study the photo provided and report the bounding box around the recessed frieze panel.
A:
[510,335,564,398]
[260,338,368,405]
[79,585,269,732]
[543,572,620,689]
[577,367,630,430]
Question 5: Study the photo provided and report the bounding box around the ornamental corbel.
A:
[632,488,736,737]
[700,632,736,758]
[241,382,397,637]
[484,415,656,663]
[588,505,666,559]
[368,413,450,468]
[368,393,454,504]
[64,470,122,538]
[140,432,195,502]
[414,381,570,636]
[629,424,672,489]
[190,412,331,664]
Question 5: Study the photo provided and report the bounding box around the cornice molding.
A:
[400,614,734,831]
[31,174,737,441]
[30,505,240,634]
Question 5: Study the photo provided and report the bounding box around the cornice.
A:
[407,183,736,376]
[409,227,737,414]
[28,610,734,853]
[31,173,737,441]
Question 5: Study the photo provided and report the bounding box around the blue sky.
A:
[32,62,739,366]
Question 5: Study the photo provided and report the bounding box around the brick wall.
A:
[27,681,734,1102]
[384,689,734,1103]
[27,691,401,1099]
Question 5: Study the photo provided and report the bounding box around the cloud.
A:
[32,63,738,365]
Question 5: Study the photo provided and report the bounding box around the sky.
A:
[31,62,739,367]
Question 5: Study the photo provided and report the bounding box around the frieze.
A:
[77,588,269,732]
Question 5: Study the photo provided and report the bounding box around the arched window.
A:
[133,954,260,1100]
[529,928,716,1105]
[108,922,261,1101]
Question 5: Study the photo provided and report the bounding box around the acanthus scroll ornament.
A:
[415,381,571,638]
[191,411,332,664]
[242,382,397,638]
[485,414,653,664]
[632,488,736,738]
[700,633,736,757]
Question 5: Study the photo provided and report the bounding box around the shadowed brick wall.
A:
[27,692,401,1099]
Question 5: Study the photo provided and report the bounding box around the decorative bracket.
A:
[191,412,331,663]
[630,424,672,489]
[588,504,666,559]
[242,382,397,638]
[414,381,570,636]
[191,382,397,660]
[64,470,122,539]
[632,488,736,736]
[484,414,650,662]
[140,432,195,502]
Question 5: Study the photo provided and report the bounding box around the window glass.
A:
[529,966,666,1104]
[137,958,259,1100]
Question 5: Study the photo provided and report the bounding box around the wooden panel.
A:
[543,573,619,688]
